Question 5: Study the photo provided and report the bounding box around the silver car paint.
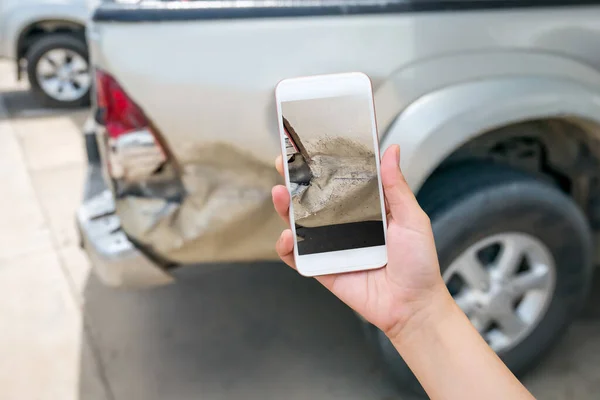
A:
[0,0,89,60]
[387,77,600,189]
[89,5,600,266]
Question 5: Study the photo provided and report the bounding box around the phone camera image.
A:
[282,94,385,255]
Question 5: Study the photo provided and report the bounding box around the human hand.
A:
[272,144,450,339]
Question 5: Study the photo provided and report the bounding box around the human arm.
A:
[272,145,534,399]
[390,286,533,399]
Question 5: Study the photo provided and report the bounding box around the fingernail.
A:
[394,145,400,165]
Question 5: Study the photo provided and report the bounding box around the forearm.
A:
[389,288,535,400]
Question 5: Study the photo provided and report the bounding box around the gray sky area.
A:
[282,95,375,151]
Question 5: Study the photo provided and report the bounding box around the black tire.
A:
[367,162,593,396]
[26,34,90,108]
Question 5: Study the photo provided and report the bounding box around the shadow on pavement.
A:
[0,88,88,127]
[77,259,600,400]
[79,263,399,400]
[296,221,385,255]
[519,270,600,398]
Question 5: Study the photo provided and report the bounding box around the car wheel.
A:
[366,162,593,396]
[26,34,91,108]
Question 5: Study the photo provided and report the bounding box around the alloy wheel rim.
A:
[35,48,90,102]
[443,232,556,353]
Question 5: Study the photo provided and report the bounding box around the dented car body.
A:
[79,0,600,288]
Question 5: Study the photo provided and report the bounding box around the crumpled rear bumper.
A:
[76,121,173,288]
[77,190,174,288]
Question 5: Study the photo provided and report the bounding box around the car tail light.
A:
[96,70,155,139]
[95,70,167,182]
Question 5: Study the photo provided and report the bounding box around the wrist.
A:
[385,282,456,346]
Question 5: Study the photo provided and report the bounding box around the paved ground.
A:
[2,59,600,400]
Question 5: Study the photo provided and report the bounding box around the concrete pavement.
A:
[2,59,600,399]
[0,62,107,400]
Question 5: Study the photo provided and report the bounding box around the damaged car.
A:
[79,0,600,395]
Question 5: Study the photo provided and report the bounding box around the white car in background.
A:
[0,0,91,107]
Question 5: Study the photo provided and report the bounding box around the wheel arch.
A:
[17,19,86,63]
[381,76,600,194]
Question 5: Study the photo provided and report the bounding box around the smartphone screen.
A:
[280,91,386,257]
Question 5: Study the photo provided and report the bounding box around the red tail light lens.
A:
[96,70,151,139]
[95,69,167,181]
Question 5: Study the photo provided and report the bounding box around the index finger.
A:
[275,155,284,177]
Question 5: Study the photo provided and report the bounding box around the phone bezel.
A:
[275,72,388,276]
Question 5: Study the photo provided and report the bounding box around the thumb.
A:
[380,145,420,223]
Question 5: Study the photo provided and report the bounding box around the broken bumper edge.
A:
[77,189,174,288]
[77,124,174,289]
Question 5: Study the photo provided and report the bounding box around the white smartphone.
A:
[275,72,388,277]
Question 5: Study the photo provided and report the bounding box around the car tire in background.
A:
[365,162,593,396]
[26,34,91,108]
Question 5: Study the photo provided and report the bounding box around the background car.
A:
[79,0,600,396]
[0,0,91,107]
